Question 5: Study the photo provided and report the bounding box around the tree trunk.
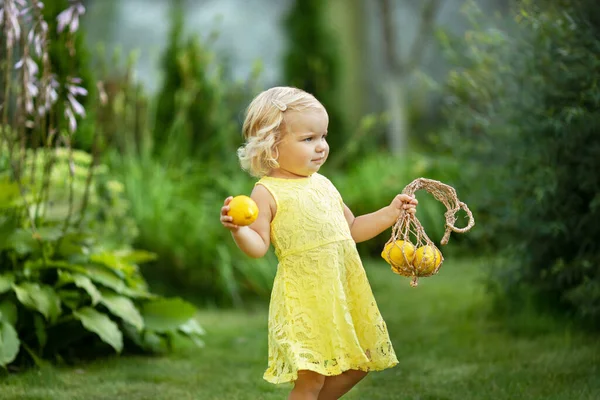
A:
[383,75,408,154]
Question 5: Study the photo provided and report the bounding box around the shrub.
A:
[102,4,275,307]
[439,0,600,326]
[0,1,202,369]
[282,0,347,154]
[0,142,203,368]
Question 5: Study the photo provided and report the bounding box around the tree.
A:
[376,0,443,154]
[282,0,346,153]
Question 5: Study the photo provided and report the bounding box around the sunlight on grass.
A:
[1,258,599,399]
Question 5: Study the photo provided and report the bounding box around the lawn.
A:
[1,258,599,399]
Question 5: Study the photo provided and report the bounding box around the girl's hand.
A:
[390,194,418,217]
[220,196,240,232]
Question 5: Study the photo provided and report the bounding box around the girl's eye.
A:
[303,137,312,142]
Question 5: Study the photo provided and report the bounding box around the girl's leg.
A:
[317,370,368,400]
[289,370,326,400]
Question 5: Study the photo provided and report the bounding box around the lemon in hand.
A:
[381,240,415,267]
[413,245,443,275]
[227,195,259,226]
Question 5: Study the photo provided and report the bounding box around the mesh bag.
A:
[382,178,475,287]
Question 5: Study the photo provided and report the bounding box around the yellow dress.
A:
[256,173,398,384]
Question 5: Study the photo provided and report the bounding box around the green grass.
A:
[1,258,599,399]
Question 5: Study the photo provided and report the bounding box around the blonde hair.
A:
[238,86,324,177]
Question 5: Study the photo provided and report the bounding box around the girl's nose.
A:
[315,140,327,152]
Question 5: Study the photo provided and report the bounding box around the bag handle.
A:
[401,178,475,245]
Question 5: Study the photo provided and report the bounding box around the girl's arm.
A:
[343,194,417,243]
[220,185,274,258]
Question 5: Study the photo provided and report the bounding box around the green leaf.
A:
[73,274,102,306]
[90,252,133,276]
[178,318,205,348]
[13,283,61,323]
[56,233,92,259]
[117,249,157,265]
[121,322,166,353]
[58,289,83,310]
[0,178,21,210]
[85,264,152,299]
[33,314,47,350]
[141,298,197,333]
[7,228,41,256]
[35,225,64,242]
[0,215,19,251]
[0,320,20,367]
[178,318,205,336]
[0,300,18,326]
[0,273,15,294]
[56,271,102,307]
[73,307,123,353]
[26,259,88,275]
[20,342,48,368]
[100,291,144,331]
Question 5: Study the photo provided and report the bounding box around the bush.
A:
[152,3,256,162]
[0,143,203,368]
[439,0,600,326]
[101,5,275,307]
[282,0,347,154]
[0,1,202,369]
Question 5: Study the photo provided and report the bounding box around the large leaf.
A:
[90,252,135,277]
[116,249,157,265]
[0,300,18,326]
[100,291,144,331]
[85,264,153,299]
[34,225,64,242]
[73,274,102,306]
[73,307,123,353]
[0,178,21,209]
[56,232,93,259]
[13,283,61,322]
[178,318,205,348]
[121,322,166,353]
[33,314,47,350]
[178,318,206,336]
[56,271,102,306]
[141,298,197,333]
[0,320,20,366]
[0,215,19,251]
[0,273,15,294]
[7,229,39,256]
[25,259,88,275]
[58,289,83,310]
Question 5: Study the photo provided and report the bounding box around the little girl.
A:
[220,87,417,400]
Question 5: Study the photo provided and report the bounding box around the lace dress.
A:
[256,173,398,384]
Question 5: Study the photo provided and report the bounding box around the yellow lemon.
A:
[413,245,443,275]
[227,195,259,226]
[381,240,415,267]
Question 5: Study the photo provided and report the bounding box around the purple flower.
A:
[2,0,23,49]
[65,107,77,133]
[67,93,85,117]
[15,56,39,76]
[56,2,85,34]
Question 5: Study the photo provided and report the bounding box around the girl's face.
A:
[272,107,329,179]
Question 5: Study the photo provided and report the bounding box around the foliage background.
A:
[1,0,599,373]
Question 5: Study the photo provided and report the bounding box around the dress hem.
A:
[262,359,399,385]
